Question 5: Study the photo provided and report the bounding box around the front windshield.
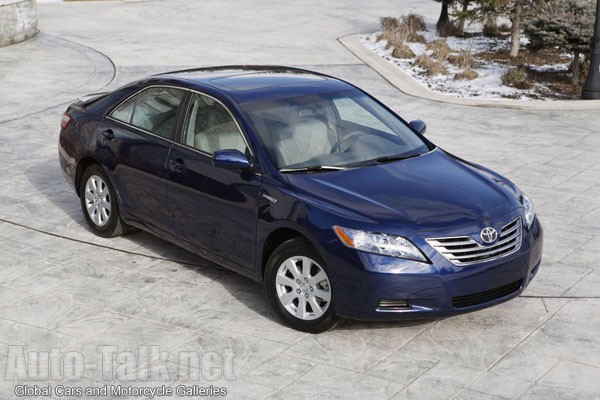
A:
[242,89,431,170]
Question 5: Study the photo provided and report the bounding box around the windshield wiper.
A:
[374,153,421,163]
[346,153,421,168]
[279,165,346,173]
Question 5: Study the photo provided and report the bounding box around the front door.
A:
[166,92,261,271]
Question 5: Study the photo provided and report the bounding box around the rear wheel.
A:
[265,239,338,333]
[79,165,126,238]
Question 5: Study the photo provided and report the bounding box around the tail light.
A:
[60,113,72,130]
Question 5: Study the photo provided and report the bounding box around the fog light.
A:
[377,299,411,311]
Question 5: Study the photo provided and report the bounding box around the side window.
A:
[110,87,185,140]
[183,93,248,155]
[333,97,393,134]
[110,94,138,124]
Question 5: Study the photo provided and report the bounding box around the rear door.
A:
[166,91,262,271]
[99,86,187,235]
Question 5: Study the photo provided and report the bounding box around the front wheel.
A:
[79,164,127,238]
[264,239,338,333]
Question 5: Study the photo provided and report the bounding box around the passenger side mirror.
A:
[409,119,427,135]
[212,149,252,170]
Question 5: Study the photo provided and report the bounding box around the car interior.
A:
[246,98,416,169]
[111,87,184,140]
[270,107,338,167]
[185,93,247,154]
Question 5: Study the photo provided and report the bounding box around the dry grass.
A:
[380,16,400,38]
[408,33,427,44]
[392,44,415,59]
[403,13,427,32]
[380,14,427,45]
[414,54,449,76]
[454,69,479,80]
[414,54,434,69]
[427,39,452,62]
[395,25,411,43]
[447,50,480,70]
[402,13,427,43]
[429,62,449,76]
[381,14,427,60]
[447,53,465,67]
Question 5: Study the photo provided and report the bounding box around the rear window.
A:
[110,95,137,124]
[110,87,186,140]
[83,84,142,115]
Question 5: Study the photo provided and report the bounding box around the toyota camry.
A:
[58,66,543,332]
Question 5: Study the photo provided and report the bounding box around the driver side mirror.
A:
[212,149,252,170]
[409,119,427,135]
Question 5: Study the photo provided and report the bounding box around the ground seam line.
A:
[0,217,226,272]
[451,297,573,400]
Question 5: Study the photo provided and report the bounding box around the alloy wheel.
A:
[275,256,332,320]
[84,174,112,227]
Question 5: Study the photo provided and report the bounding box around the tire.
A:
[264,238,338,333]
[79,164,127,238]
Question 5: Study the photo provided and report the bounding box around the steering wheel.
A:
[330,131,368,154]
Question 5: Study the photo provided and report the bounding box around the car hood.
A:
[285,149,522,234]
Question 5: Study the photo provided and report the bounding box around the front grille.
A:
[452,280,522,308]
[426,218,522,266]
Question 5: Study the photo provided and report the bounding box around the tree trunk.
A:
[509,0,523,58]
[572,51,581,86]
[483,15,498,37]
[437,0,454,37]
[457,0,470,36]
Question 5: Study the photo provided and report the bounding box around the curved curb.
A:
[43,33,117,92]
[0,32,116,124]
[339,33,600,110]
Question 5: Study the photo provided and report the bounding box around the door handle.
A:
[169,159,186,174]
[102,129,115,140]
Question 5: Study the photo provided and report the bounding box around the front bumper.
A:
[325,218,543,321]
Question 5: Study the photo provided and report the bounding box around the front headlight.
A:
[333,226,427,262]
[520,193,535,228]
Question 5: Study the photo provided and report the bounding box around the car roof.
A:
[154,66,355,103]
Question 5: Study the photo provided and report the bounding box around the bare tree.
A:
[509,0,523,57]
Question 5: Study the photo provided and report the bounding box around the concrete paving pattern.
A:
[0,1,599,399]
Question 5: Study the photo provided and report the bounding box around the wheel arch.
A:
[261,225,339,332]
[76,156,127,216]
[75,156,99,197]
[261,227,312,280]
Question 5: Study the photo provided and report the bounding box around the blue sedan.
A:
[58,66,543,332]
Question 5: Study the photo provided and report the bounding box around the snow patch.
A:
[360,28,566,101]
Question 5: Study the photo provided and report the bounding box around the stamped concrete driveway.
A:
[0,1,599,399]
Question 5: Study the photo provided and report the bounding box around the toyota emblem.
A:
[480,227,498,244]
